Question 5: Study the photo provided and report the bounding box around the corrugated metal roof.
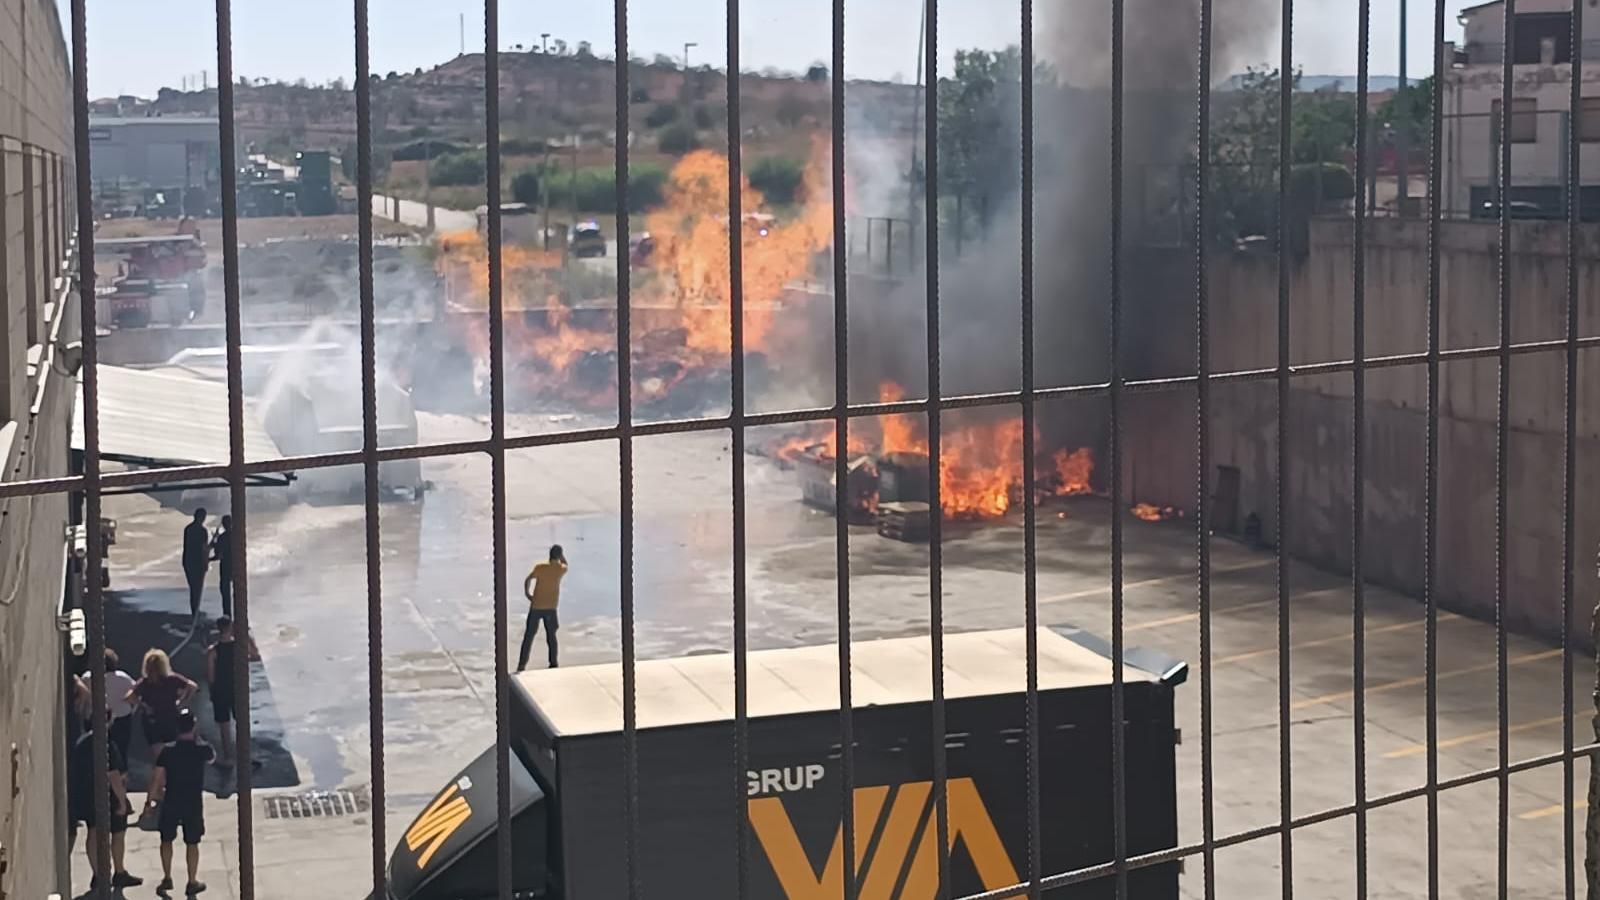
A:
[73,365,281,466]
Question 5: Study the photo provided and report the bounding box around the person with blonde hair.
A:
[130,648,196,756]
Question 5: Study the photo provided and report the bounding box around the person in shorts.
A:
[204,616,258,767]
[146,708,214,896]
[68,713,142,889]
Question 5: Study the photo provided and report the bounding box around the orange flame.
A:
[773,382,1097,519]
[436,141,833,411]
[1131,503,1181,522]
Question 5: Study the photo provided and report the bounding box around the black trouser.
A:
[218,567,233,618]
[517,608,559,670]
[184,565,206,616]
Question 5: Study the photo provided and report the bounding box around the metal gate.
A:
[25,0,1598,897]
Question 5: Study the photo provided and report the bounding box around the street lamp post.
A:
[683,41,698,71]
[541,33,550,54]
[1397,0,1409,214]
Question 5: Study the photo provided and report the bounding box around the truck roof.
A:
[515,627,1166,738]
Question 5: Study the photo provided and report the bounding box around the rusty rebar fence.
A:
[50,0,1599,897]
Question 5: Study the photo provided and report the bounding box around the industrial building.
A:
[86,115,222,195]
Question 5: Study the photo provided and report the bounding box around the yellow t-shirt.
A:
[526,560,568,610]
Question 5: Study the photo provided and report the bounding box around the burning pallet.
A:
[877,501,932,543]
[795,450,879,523]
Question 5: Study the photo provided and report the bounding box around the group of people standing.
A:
[69,617,255,896]
[183,508,233,619]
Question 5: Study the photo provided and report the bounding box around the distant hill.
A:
[1221,73,1403,92]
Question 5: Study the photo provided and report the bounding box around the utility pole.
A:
[683,42,698,71]
[1397,0,1409,214]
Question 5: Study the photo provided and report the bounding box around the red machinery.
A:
[95,228,208,328]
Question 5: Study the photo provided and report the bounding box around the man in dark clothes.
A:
[210,514,233,618]
[182,508,209,617]
[205,616,258,767]
[69,713,142,889]
[146,708,214,896]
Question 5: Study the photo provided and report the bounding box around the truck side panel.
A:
[553,682,1177,899]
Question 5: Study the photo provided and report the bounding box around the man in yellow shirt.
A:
[518,545,568,670]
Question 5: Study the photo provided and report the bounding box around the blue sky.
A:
[68,0,1475,100]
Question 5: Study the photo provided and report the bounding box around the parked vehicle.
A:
[570,221,606,258]
[382,626,1186,899]
[95,233,208,328]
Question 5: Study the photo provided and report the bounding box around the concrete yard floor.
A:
[73,411,1588,899]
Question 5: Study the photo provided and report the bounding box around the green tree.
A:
[748,156,805,206]
[430,150,486,186]
[657,122,700,155]
[645,102,681,128]
[1376,76,1433,149]
[936,47,1022,230]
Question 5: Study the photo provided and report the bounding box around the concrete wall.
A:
[1127,217,1600,645]
[0,2,76,899]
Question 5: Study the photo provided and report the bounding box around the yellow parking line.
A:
[1127,586,1350,634]
[1214,614,1458,666]
[1289,648,1566,712]
[1383,715,1567,759]
[1521,799,1588,820]
[1040,558,1274,606]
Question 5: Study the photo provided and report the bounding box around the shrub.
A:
[747,156,804,206]
[693,104,717,129]
[657,123,700,156]
[549,163,669,212]
[644,102,680,128]
[500,136,550,156]
[430,151,486,186]
[392,139,466,161]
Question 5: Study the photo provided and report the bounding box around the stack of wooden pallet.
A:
[877,501,931,542]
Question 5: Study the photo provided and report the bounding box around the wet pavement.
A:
[73,409,1585,899]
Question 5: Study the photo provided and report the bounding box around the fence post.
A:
[1588,542,1600,899]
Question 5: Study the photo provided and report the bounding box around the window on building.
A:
[1582,96,1600,142]
[1512,12,1573,65]
[1491,98,1539,144]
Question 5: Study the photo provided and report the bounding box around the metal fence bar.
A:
[1351,0,1371,895]
[1192,0,1216,895]
[67,1,111,896]
[725,0,751,893]
[352,1,387,895]
[1108,0,1128,895]
[922,0,951,894]
[481,4,513,898]
[1563,0,1584,895]
[612,0,641,893]
[1425,0,1448,893]
[832,0,857,890]
[211,5,257,895]
[1019,0,1042,895]
[830,0,858,894]
[1274,0,1295,890]
[1495,4,1516,899]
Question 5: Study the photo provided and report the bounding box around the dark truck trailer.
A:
[386,626,1185,900]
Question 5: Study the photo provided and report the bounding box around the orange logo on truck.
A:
[405,783,472,870]
[748,777,1019,899]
